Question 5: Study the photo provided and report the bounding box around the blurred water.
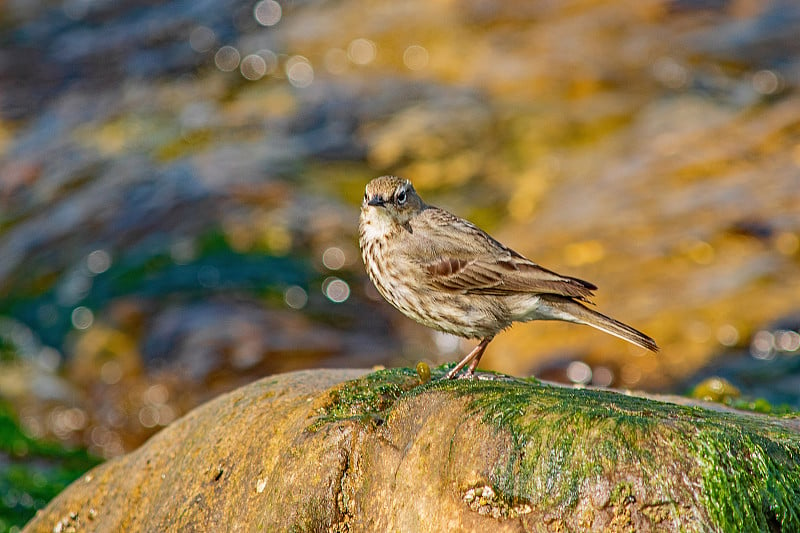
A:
[0,0,799,459]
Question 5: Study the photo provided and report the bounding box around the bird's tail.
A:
[540,297,659,352]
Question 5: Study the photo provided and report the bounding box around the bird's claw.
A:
[441,369,516,381]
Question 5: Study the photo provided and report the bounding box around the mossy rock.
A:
[23,367,800,532]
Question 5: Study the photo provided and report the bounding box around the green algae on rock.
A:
[445,377,800,531]
[24,367,800,532]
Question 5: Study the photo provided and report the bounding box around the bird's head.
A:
[361,176,425,226]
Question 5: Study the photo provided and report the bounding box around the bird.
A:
[358,175,658,379]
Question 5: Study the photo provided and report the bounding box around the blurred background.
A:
[1,0,800,528]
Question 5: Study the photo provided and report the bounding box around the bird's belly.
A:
[361,235,511,339]
[380,283,508,339]
[415,300,506,339]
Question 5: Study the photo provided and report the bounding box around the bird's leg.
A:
[444,337,493,379]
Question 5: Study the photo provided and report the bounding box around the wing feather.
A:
[411,207,596,301]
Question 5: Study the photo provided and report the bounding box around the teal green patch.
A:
[0,227,312,354]
[0,401,101,533]
[308,367,423,430]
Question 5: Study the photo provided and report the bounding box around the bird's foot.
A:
[443,367,467,380]
[442,338,493,380]
[470,372,517,382]
[441,369,516,381]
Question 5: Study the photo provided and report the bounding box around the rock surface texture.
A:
[24,368,800,532]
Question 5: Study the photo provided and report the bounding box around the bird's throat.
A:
[359,208,397,242]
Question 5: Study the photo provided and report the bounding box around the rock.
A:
[23,367,800,532]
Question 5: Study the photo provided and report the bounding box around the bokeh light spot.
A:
[257,49,278,75]
[620,364,642,386]
[189,26,216,53]
[403,45,429,71]
[286,56,314,88]
[241,54,268,80]
[752,69,781,95]
[775,330,800,352]
[61,407,87,431]
[347,38,376,65]
[90,426,124,457]
[592,366,614,387]
[566,361,592,385]
[144,384,169,405]
[87,249,111,274]
[215,46,241,72]
[71,306,94,330]
[751,330,775,360]
[100,361,122,385]
[253,0,282,26]
[138,406,159,428]
[158,405,176,426]
[323,277,350,303]
[284,285,308,309]
[322,247,346,270]
[716,324,740,347]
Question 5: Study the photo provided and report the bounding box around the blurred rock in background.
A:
[0,0,798,475]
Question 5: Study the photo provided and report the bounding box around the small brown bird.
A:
[359,176,658,379]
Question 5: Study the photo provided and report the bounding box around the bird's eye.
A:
[396,189,407,205]
[363,192,368,202]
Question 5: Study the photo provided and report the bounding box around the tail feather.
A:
[542,297,659,352]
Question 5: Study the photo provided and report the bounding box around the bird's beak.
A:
[367,196,385,207]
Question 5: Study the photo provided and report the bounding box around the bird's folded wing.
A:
[409,206,596,301]
[423,255,596,301]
